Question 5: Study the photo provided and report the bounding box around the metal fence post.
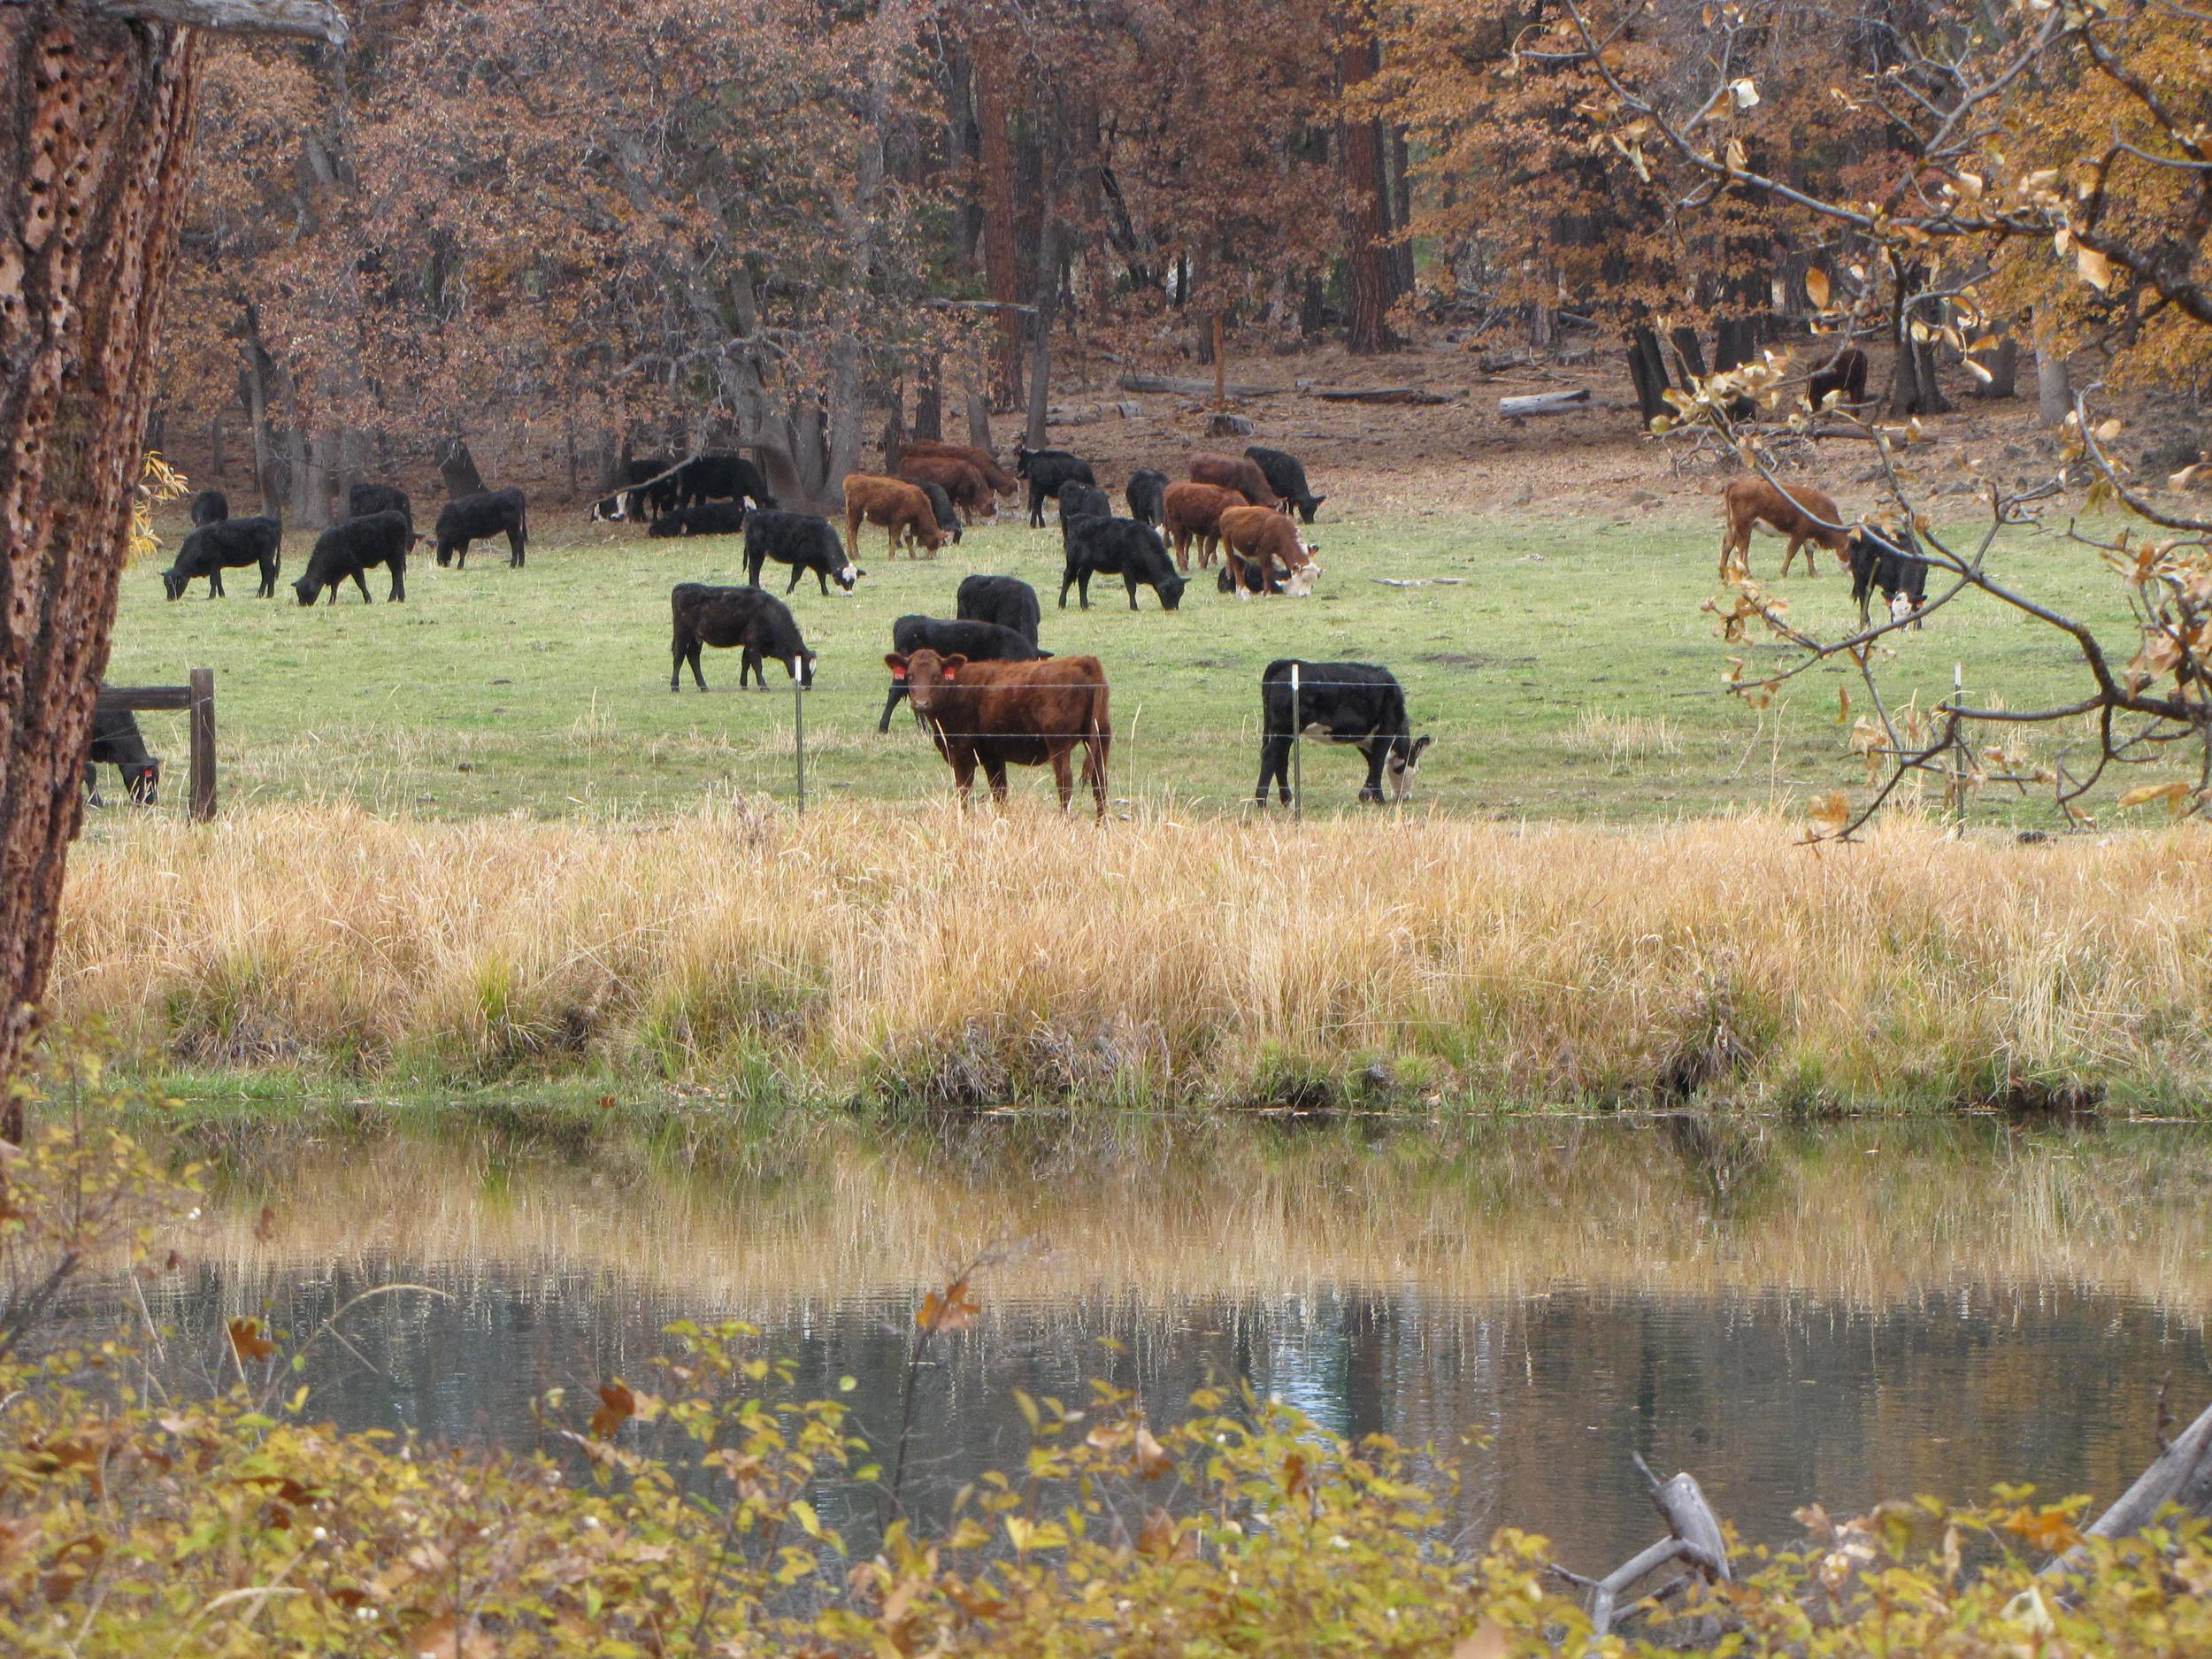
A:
[794,674,806,815]
[1290,662,1302,822]
[188,667,216,822]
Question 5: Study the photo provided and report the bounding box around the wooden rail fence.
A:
[96,669,216,822]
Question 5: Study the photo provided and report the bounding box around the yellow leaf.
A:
[2077,243,2115,291]
[1809,791,1851,831]
[1804,268,1830,309]
[2116,781,2191,811]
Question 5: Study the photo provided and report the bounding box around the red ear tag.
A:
[891,665,906,680]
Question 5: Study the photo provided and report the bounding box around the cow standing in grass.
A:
[1256,660,1431,805]
[879,616,1049,731]
[886,648,1111,818]
[670,584,816,690]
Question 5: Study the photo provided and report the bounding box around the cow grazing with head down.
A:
[295,510,411,604]
[1807,346,1870,411]
[1243,446,1325,521]
[1848,525,1929,628]
[671,583,815,691]
[1016,445,1096,527]
[1217,505,1319,597]
[189,489,228,526]
[162,515,283,599]
[1163,480,1244,571]
[897,454,997,524]
[886,648,1111,818]
[897,437,1018,496]
[956,574,1041,646]
[746,508,863,595]
[1189,452,1275,509]
[1126,469,1168,529]
[1060,517,1187,611]
[1718,478,1849,580]
[844,473,946,559]
[84,703,159,807]
[348,481,413,530]
[1256,661,1431,806]
[435,488,529,568]
[879,615,1049,731]
[592,457,678,524]
[678,452,779,511]
[911,479,964,546]
[648,502,749,539]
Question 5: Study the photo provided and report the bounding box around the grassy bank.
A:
[53,801,2212,1110]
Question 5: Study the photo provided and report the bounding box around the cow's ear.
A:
[1409,734,1432,763]
[884,653,909,675]
[941,654,969,680]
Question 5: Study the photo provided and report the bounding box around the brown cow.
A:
[896,437,1018,495]
[1217,505,1320,598]
[897,454,999,523]
[844,473,945,559]
[1719,479,1852,580]
[1189,451,1275,508]
[1163,480,1247,571]
[886,649,1112,818]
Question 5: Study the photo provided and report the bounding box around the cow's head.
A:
[292,573,322,606]
[1283,563,1321,598]
[884,649,964,716]
[834,556,864,592]
[588,495,626,524]
[1157,570,1187,611]
[1294,493,1326,524]
[1889,590,1921,626]
[1384,734,1432,803]
[792,650,818,689]
[160,565,188,601]
[124,755,161,807]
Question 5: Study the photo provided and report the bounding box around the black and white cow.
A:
[592,456,679,524]
[1848,525,1929,628]
[955,574,1041,646]
[434,488,528,568]
[1256,660,1431,805]
[879,615,1050,731]
[743,509,861,595]
[161,515,283,599]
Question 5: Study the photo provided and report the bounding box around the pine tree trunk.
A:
[1336,27,1402,355]
[0,3,203,1124]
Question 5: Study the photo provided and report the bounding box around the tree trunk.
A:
[914,356,943,441]
[964,358,994,451]
[1886,259,1951,416]
[1627,326,1672,426]
[0,2,203,1125]
[436,437,483,498]
[1388,124,1416,300]
[1670,326,1709,383]
[1335,25,1402,354]
[973,40,1023,409]
[2036,328,2071,426]
[208,413,226,480]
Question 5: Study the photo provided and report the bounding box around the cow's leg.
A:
[209,567,223,598]
[259,557,278,597]
[84,761,104,809]
[508,526,526,566]
[1050,745,1074,810]
[1125,572,1141,611]
[1202,534,1219,570]
[1171,529,1189,572]
[815,568,830,595]
[949,745,979,807]
[747,553,764,588]
[1256,733,1288,805]
[1078,571,1092,611]
[1085,734,1108,819]
[688,643,707,690]
[1058,566,1074,609]
[351,567,373,603]
[389,561,406,603]
[982,756,1011,807]
[846,506,864,558]
[877,680,906,732]
[1357,740,1387,804]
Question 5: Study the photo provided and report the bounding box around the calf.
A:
[897,437,1018,495]
[162,515,282,599]
[897,454,997,523]
[348,481,413,529]
[1718,478,1849,580]
[879,614,1049,731]
[85,703,159,807]
[670,582,815,691]
[886,647,1111,818]
[956,573,1042,646]
[1061,517,1187,611]
[1126,468,1168,529]
[1244,445,1326,521]
[295,510,411,604]
[1256,660,1431,806]
[1017,445,1095,527]
[678,452,779,511]
[1848,525,1928,627]
[1163,480,1244,571]
[745,508,863,595]
[1189,451,1274,509]
[647,502,749,539]
[1217,505,1320,598]
[913,479,964,547]
[591,457,677,524]
[844,473,945,559]
[189,489,229,526]
[1807,346,1870,411]
[435,488,529,569]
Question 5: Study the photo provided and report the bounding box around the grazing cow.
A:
[886,648,1111,818]
[1163,480,1245,571]
[879,615,1049,731]
[956,573,1042,646]
[162,515,282,599]
[1256,661,1431,806]
[1217,505,1320,598]
[1718,478,1849,580]
[348,481,413,530]
[670,582,815,691]
[1807,346,1870,411]
[1189,451,1274,509]
[1219,559,1287,595]
[897,437,1018,496]
[678,452,779,511]
[897,454,997,523]
[745,508,863,595]
[1243,446,1325,522]
[647,502,749,539]
[1848,525,1929,628]
[295,510,411,605]
[84,703,159,808]
[435,488,529,568]
[1126,468,1168,529]
[844,473,945,560]
[1061,516,1187,611]
[913,479,964,547]
[1017,445,1096,527]
[189,489,229,526]
[592,457,678,523]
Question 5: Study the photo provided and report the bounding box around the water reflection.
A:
[143,1115,2212,1572]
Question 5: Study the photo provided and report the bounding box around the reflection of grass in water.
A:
[190,1117,2212,1316]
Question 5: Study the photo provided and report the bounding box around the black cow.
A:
[1808,346,1870,411]
[743,508,862,595]
[1219,558,1287,595]
[671,583,815,691]
[1848,526,1928,628]
[348,481,413,530]
[162,515,282,600]
[679,452,779,511]
[1256,660,1432,806]
[434,488,528,568]
[295,510,411,605]
[85,703,159,807]
[1060,516,1187,611]
[956,574,1041,647]
[1125,469,1168,529]
[1244,446,1325,522]
[592,456,678,523]
[915,479,964,547]
[647,502,749,539]
[1057,482,1111,533]
[879,615,1050,731]
[1017,445,1096,528]
[189,489,229,526]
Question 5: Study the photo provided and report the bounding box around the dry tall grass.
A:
[51,801,2212,1107]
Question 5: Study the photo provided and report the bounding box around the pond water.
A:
[150,1114,2212,1575]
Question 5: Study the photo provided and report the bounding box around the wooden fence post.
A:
[188,667,216,822]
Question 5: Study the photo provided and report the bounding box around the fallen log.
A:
[1552,1454,1731,1639]
[1118,372,1289,399]
[1315,387,1454,405]
[2045,1394,2212,1578]
[1043,401,1142,426]
[1500,388,1594,419]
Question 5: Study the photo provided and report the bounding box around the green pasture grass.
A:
[104,496,2143,824]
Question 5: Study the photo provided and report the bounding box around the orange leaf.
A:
[1455,1619,1512,1659]
[227,1317,275,1363]
[590,1380,635,1440]
[1133,1424,1172,1480]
